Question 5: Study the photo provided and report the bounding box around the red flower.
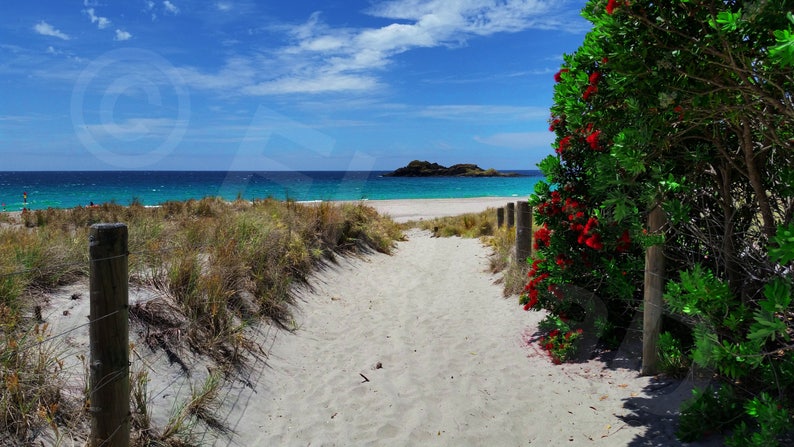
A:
[589,71,601,85]
[674,105,684,120]
[606,0,617,14]
[556,135,572,154]
[551,190,562,206]
[533,224,552,250]
[583,84,598,101]
[524,294,539,311]
[549,117,562,132]
[585,233,604,250]
[583,216,599,234]
[554,68,569,83]
[585,129,602,151]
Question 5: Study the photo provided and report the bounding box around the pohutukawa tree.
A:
[522,1,794,444]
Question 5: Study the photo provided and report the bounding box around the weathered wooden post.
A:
[641,205,666,376]
[506,202,515,228]
[497,207,505,228]
[89,223,130,447]
[516,201,532,263]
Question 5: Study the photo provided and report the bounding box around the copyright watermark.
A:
[70,48,190,168]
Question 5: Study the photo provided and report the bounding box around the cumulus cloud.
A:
[216,2,232,12]
[115,29,133,41]
[33,21,70,40]
[85,8,111,29]
[163,1,180,15]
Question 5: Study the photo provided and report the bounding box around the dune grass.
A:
[0,197,402,445]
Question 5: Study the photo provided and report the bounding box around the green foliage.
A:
[770,223,794,264]
[678,385,743,442]
[664,265,732,318]
[525,0,794,444]
[657,331,690,377]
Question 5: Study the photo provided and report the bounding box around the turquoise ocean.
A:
[0,171,543,212]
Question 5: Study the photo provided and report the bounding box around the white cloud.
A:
[244,73,379,95]
[33,21,70,40]
[85,8,111,29]
[115,29,133,41]
[163,1,180,14]
[177,0,581,96]
[216,2,233,12]
[475,132,555,150]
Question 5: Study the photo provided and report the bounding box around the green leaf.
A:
[770,29,794,67]
[770,223,794,264]
[537,155,560,179]
[761,278,792,312]
[709,10,742,32]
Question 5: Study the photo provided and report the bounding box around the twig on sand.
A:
[359,373,370,383]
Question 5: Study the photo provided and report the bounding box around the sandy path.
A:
[212,229,713,447]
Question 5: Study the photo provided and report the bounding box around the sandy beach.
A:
[39,197,717,446]
[349,196,527,223]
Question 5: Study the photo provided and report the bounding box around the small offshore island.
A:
[384,160,523,177]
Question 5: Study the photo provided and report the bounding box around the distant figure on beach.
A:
[89,201,94,207]
[23,191,27,204]
[1,203,5,212]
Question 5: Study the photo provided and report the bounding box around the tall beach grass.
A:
[0,197,402,445]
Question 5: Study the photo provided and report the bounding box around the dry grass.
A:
[0,197,403,445]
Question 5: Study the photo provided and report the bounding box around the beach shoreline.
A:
[337,196,528,223]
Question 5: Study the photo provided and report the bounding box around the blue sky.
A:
[1,1,589,171]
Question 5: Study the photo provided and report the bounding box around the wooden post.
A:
[641,206,666,376]
[516,201,532,263]
[496,207,505,228]
[506,202,515,228]
[89,223,130,447]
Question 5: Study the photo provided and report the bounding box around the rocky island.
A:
[384,160,522,177]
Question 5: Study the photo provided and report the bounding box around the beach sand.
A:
[348,196,527,223]
[38,197,718,446]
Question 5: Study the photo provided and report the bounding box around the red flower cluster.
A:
[539,328,584,364]
[585,129,602,150]
[583,70,601,101]
[554,68,569,83]
[566,204,605,251]
[556,135,572,154]
[606,0,629,15]
[523,259,547,310]
[555,253,573,269]
[537,191,563,216]
[616,229,631,252]
[533,224,552,250]
[549,117,562,132]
